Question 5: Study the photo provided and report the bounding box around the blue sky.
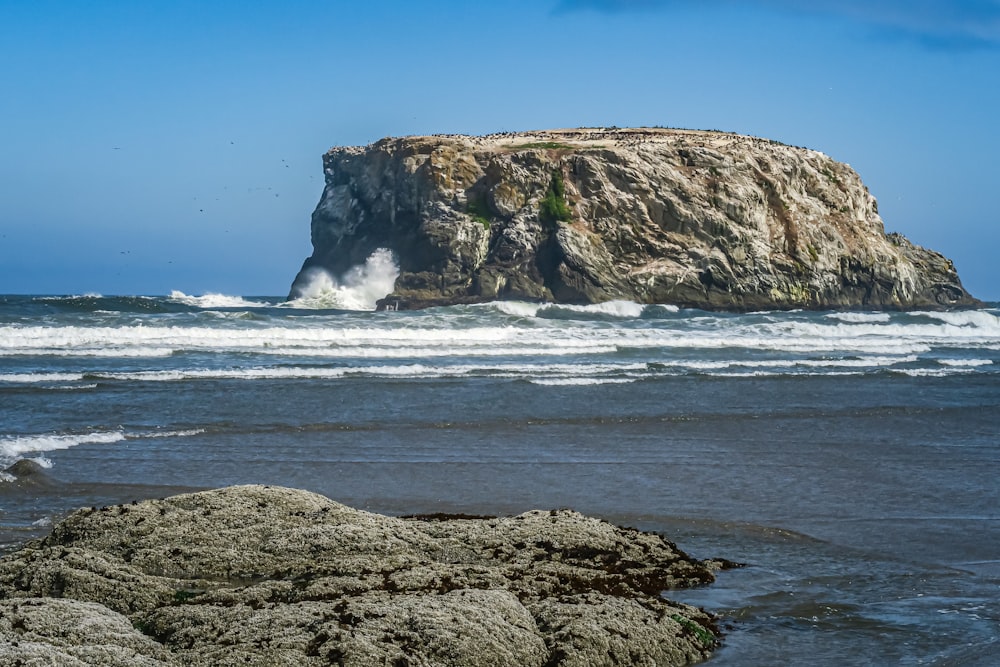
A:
[1,0,998,299]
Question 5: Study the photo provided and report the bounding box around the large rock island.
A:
[0,485,727,666]
[289,128,977,310]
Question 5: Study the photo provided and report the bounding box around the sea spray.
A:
[287,248,399,310]
[167,292,270,309]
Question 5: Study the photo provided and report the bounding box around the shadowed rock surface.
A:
[0,485,726,666]
[289,127,977,310]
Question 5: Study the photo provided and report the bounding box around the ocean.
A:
[1,281,998,665]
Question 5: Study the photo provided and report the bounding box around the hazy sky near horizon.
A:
[1,0,998,299]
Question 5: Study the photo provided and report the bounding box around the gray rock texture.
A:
[0,485,725,666]
[288,127,978,310]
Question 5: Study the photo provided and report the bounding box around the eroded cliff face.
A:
[289,128,977,310]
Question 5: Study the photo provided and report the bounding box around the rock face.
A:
[288,128,977,310]
[0,485,727,666]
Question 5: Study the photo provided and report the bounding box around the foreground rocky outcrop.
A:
[289,127,977,310]
[0,485,728,666]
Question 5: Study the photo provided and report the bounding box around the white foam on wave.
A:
[543,300,647,318]
[0,372,84,383]
[5,300,999,376]
[616,331,934,356]
[0,428,208,473]
[715,370,867,378]
[39,293,104,301]
[913,310,1000,329]
[168,291,269,309]
[0,322,958,359]
[5,354,987,391]
[0,322,622,358]
[0,337,175,358]
[286,249,400,311]
[99,368,348,381]
[27,348,175,358]
[27,456,53,469]
[895,367,976,377]
[488,300,675,320]
[489,301,543,318]
[825,312,892,323]
[751,316,1000,348]
[677,355,919,371]
[91,361,649,382]
[134,428,206,439]
[0,430,126,463]
[937,359,993,367]
[249,343,620,358]
[5,313,996,361]
[645,304,681,314]
[529,378,637,386]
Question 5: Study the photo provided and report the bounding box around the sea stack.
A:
[289,128,978,310]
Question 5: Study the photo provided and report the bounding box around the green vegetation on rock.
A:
[540,171,572,224]
[821,166,841,185]
[671,614,717,648]
[467,196,492,229]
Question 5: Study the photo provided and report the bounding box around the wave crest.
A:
[286,249,400,311]
[488,300,677,320]
[0,430,126,469]
[167,291,269,309]
[0,428,207,475]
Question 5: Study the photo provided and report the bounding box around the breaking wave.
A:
[167,291,270,309]
[0,430,126,469]
[914,310,1000,328]
[825,312,893,323]
[487,300,678,320]
[0,428,206,475]
[287,249,399,310]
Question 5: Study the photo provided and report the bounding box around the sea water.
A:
[1,276,998,664]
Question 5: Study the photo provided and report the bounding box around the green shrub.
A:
[539,171,572,224]
[467,197,492,229]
